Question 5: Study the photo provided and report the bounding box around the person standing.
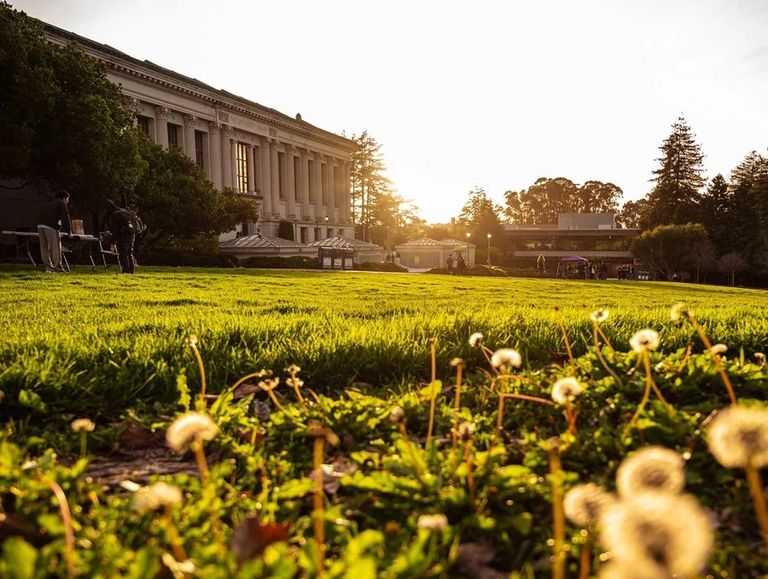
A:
[106,200,136,274]
[37,190,71,273]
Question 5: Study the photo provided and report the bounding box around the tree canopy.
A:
[504,177,622,224]
[0,3,144,228]
[631,223,710,281]
[458,186,504,243]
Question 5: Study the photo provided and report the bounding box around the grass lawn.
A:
[2,265,767,416]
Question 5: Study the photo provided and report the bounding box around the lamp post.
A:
[465,232,471,267]
[324,215,329,238]
[486,233,492,266]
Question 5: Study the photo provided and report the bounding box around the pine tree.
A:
[643,116,705,227]
[349,131,393,241]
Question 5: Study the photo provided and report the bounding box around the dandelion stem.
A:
[463,440,476,511]
[264,386,288,415]
[161,511,188,564]
[689,315,738,404]
[289,377,306,407]
[578,531,592,579]
[229,371,264,393]
[745,462,768,549]
[595,323,614,352]
[495,378,506,439]
[189,342,207,404]
[312,436,326,578]
[79,431,87,459]
[675,343,693,374]
[547,438,566,579]
[193,443,209,484]
[43,479,75,579]
[193,442,225,547]
[451,363,464,452]
[556,313,576,374]
[398,423,426,482]
[426,379,438,448]
[642,352,674,413]
[502,392,556,405]
[593,324,622,385]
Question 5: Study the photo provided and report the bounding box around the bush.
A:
[139,249,237,268]
[238,255,320,269]
[355,261,408,272]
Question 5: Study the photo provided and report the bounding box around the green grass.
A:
[2,265,767,416]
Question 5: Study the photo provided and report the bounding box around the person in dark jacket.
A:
[37,190,71,273]
[106,200,136,274]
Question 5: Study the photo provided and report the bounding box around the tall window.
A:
[321,164,328,204]
[167,124,179,147]
[194,131,205,169]
[293,157,301,200]
[278,152,285,198]
[236,143,248,193]
[308,160,315,201]
[137,116,150,135]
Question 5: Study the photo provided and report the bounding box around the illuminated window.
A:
[236,143,248,193]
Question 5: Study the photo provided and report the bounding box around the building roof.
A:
[308,235,383,250]
[219,234,307,250]
[40,21,356,152]
[396,237,476,249]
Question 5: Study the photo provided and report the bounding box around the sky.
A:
[10,0,768,223]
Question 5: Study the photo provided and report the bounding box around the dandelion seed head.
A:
[161,553,196,579]
[708,406,768,468]
[450,357,464,367]
[258,378,280,391]
[166,412,218,453]
[286,364,301,374]
[616,446,686,498]
[755,352,765,363]
[670,303,691,322]
[629,329,660,353]
[456,421,475,442]
[590,308,609,323]
[469,332,484,347]
[491,348,522,370]
[563,483,615,527]
[551,377,583,405]
[417,513,448,531]
[132,482,182,512]
[185,335,199,347]
[389,405,406,424]
[71,418,95,433]
[601,493,712,577]
[710,344,727,356]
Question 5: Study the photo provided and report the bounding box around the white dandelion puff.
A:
[669,303,690,322]
[469,332,484,347]
[709,343,727,356]
[417,513,449,531]
[563,483,615,527]
[166,412,219,453]
[629,329,660,354]
[616,446,686,498]
[590,308,609,323]
[491,348,522,370]
[551,377,583,405]
[71,418,95,433]
[708,405,768,468]
[132,482,182,512]
[601,493,712,577]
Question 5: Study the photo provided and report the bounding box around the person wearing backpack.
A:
[105,199,138,274]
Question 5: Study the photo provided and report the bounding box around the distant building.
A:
[42,21,357,243]
[503,213,641,272]
[395,238,476,269]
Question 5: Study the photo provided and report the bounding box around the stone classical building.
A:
[42,22,357,242]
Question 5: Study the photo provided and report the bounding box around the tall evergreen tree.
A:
[458,186,504,245]
[349,131,393,241]
[643,116,706,227]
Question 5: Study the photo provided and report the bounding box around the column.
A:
[259,137,272,217]
[183,115,197,160]
[300,150,310,217]
[342,161,351,223]
[285,145,296,218]
[155,106,169,148]
[230,139,238,191]
[221,126,233,188]
[312,152,322,206]
[208,122,222,188]
[270,140,280,218]
[246,144,255,193]
[125,97,140,128]
[253,144,262,194]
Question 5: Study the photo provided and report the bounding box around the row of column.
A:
[152,105,351,223]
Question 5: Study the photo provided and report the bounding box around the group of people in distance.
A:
[36,191,139,274]
[446,251,467,271]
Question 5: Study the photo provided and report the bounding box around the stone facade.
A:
[43,23,357,241]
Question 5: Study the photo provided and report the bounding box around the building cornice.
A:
[41,22,358,153]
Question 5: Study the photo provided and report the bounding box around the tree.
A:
[616,198,649,229]
[349,131,393,241]
[504,178,623,224]
[457,186,504,250]
[643,116,705,228]
[130,135,257,251]
[631,223,710,281]
[718,252,748,287]
[367,191,425,248]
[0,3,144,230]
